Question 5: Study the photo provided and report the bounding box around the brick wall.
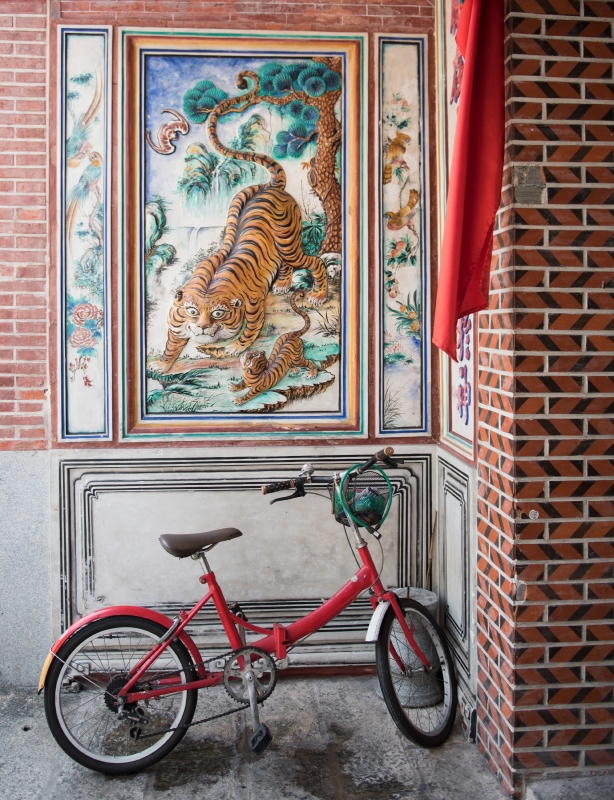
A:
[477,0,614,794]
[57,0,435,31]
[0,2,48,448]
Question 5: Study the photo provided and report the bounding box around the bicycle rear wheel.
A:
[44,616,197,774]
[376,598,457,747]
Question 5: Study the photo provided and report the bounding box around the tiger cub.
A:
[229,291,317,406]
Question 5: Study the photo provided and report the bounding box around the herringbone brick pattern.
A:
[478,0,614,794]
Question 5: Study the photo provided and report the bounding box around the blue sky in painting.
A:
[143,53,315,223]
[144,54,273,129]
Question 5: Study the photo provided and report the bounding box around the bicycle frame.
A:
[118,537,432,706]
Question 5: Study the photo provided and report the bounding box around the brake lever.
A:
[383,456,402,469]
[270,483,307,505]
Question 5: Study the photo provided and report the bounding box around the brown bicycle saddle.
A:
[159,528,243,558]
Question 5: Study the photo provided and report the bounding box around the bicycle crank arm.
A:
[245,670,273,755]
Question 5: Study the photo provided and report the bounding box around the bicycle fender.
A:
[37,605,204,693]
[365,600,390,642]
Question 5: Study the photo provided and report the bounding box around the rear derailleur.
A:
[105,674,150,740]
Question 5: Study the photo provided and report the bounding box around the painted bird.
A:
[384,189,420,234]
[383,130,411,185]
[146,109,190,155]
[66,75,102,168]
[66,150,103,241]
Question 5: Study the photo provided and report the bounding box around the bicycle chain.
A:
[136,699,244,740]
[53,643,254,741]
[127,645,272,741]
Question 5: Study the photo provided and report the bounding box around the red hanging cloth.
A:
[432,0,505,361]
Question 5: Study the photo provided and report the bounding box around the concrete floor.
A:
[0,675,508,800]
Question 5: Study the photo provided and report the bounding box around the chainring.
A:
[223,647,277,705]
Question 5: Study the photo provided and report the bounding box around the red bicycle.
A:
[39,447,457,774]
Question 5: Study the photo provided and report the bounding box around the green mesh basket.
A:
[330,465,393,530]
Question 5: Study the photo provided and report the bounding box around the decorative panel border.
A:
[54,451,432,662]
[438,455,476,732]
[376,35,430,436]
[58,27,112,440]
[435,1,476,460]
[119,29,367,441]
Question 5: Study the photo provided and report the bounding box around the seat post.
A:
[192,550,212,574]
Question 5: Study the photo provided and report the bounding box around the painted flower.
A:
[70,327,96,350]
[72,302,100,326]
[409,320,420,333]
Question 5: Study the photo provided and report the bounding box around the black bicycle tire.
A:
[44,615,198,775]
[375,598,457,747]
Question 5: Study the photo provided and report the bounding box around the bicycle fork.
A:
[347,516,433,674]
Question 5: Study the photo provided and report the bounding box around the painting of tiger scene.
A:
[139,47,349,419]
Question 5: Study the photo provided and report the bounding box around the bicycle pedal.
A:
[248,723,272,755]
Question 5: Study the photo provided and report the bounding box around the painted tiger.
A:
[229,291,317,406]
[149,71,328,375]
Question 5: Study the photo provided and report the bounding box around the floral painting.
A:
[378,37,428,434]
[121,31,366,439]
[59,28,110,439]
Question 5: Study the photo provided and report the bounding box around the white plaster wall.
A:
[0,451,51,687]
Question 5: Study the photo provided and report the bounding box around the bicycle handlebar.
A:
[261,478,304,495]
[358,447,395,474]
[260,448,401,495]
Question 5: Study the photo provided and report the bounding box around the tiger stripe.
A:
[151,70,328,373]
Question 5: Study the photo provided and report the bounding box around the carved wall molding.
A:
[54,451,432,663]
[437,455,476,725]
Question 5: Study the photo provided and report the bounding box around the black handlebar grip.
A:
[375,446,395,461]
[261,479,299,495]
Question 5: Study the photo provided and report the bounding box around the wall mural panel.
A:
[120,31,366,439]
[58,27,112,440]
[436,0,476,460]
[376,36,429,436]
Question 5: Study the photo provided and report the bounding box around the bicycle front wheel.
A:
[44,616,198,774]
[376,598,457,747]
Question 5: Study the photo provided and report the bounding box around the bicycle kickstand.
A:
[245,670,273,755]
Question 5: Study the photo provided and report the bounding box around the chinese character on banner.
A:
[450,52,464,105]
[456,365,471,426]
[456,315,471,362]
[450,0,465,36]
[449,0,465,105]
[455,316,472,426]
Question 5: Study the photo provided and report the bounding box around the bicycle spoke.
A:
[378,602,456,743]
[55,624,190,763]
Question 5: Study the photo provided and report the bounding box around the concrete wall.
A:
[0,451,51,686]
